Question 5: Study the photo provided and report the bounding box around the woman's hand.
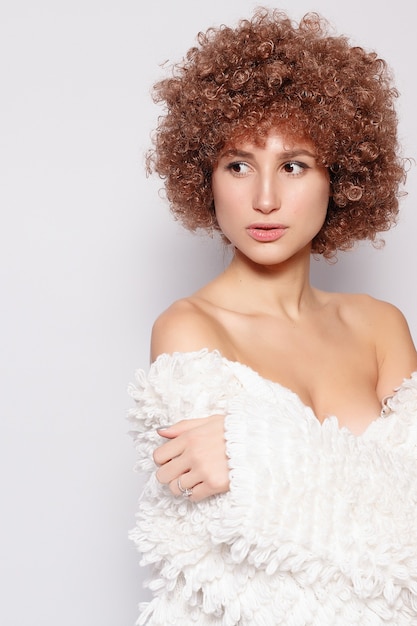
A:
[153,414,229,502]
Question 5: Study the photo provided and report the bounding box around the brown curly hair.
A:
[146,7,406,257]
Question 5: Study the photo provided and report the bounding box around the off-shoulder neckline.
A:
[151,348,415,439]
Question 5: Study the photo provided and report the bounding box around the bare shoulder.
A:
[335,292,412,336]
[334,291,417,394]
[150,297,225,361]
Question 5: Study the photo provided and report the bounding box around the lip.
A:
[247,223,287,242]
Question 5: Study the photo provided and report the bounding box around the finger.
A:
[156,456,191,485]
[170,472,201,498]
[154,418,215,463]
[186,482,219,503]
[156,426,177,439]
[170,476,224,503]
[157,416,215,437]
[153,436,185,465]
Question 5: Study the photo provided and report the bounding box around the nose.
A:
[253,174,280,213]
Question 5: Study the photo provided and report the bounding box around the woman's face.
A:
[211,131,331,266]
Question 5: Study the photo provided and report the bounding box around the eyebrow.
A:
[220,148,317,160]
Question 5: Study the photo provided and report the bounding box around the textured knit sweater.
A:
[128,349,417,625]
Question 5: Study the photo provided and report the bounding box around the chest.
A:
[219,312,381,433]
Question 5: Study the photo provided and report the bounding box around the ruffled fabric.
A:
[128,350,417,625]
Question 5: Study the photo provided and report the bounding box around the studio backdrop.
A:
[1,1,416,625]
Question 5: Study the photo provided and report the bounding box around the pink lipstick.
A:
[247,223,287,242]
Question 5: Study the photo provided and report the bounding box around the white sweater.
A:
[128,349,417,625]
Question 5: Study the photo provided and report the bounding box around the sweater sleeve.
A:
[127,349,239,475]
[128,350,246,625]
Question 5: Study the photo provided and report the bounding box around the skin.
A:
[151,131,417,502]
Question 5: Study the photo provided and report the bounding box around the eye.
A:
[283,161,307,175]
[226,161,251,176]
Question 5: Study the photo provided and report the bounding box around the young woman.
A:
[129,9,417,624]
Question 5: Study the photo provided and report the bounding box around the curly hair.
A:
[146,8,406,257]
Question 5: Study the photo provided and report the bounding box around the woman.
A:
[129,8,417,624]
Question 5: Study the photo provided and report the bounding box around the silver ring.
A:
[177,476,193,498]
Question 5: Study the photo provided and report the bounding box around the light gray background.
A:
[1,1,416,625]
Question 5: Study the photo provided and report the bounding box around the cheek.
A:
[212,181,243,219]
[291,185,329,231]
[211,178,225,215]
[310,181,331,216]
[211,170,225,200]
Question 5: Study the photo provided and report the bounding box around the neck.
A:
[223,247,316,317]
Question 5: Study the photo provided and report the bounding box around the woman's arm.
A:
[149,299,232,501]
[373,299,417,399]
